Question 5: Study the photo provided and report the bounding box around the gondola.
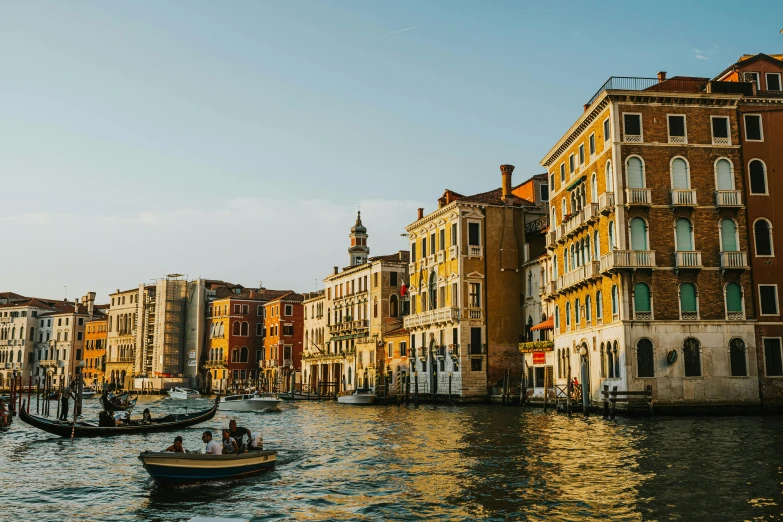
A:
[18,397,219,438]
[100,391,137,412]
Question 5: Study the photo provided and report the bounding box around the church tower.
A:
[349,211,369,266]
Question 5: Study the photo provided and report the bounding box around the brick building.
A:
[83,317,108,385]
[542,71,758,410]
[260,292,304,392]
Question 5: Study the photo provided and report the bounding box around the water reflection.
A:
[1,398,782,521]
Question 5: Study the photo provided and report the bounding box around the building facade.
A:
[83,317,108,385]
[106,288,140,389]
[260,293,304,392]
[301,291,328,394]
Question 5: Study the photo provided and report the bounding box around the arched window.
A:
[605,160,614,192]
[231,347,239,363]
[749,159,768,194]
[553,255,558,279]
[219,347,223,361]
[600,343,606,378]
[634,282,651,318]
[754,219,773,256]
[564,249,569,273]
[630,217,648,250]
[527,272,533,297]
[390,295,399,318]
[725,283,743,318]
[585,294,592,322]
[591,173,598,202]
[637,338,654,377]
[596,290,603,319]
[218,323,224,337]
[570,244,576,270]
[675,218,694,251]
[671,157,690,189]
[575,298,581,325]
[565,302,571,329]
[562,200,567,220]
[551,207,557,228]
[683,338,701,377]
[680,283,697,319]
[609,221,615,250]
[594,230,600,259]
[428,272,437,310]
[627,157,644,188]
[557,349,562,379]
[613,341,620,378]
[720,219,738,252]
[554,306,560,331]
[585,236,591,262]
[240,346,248,363]
[729,338,747,377]
[607,342,615,378]
[232,321,240,336]
[374,297,379,318]
[241,322,249,336]
[716,158,734,190]
[611,285,619,317]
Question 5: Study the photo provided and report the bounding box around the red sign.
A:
[532,352,546,365]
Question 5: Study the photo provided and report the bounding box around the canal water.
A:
[1,396,782,521]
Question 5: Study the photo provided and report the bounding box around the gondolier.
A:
[59,383,75,421]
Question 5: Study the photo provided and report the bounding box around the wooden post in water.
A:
[27,376,31,413]
[543,368,548,412]
[602,384,609,418]
[448,372,452,403]
[520,366,526,407]
[610,385,618,419]
[566,362,572,415]
[414,373,419,406]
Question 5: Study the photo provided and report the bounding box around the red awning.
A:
[530,316,554,331]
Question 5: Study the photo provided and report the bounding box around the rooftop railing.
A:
[587,77,754,107]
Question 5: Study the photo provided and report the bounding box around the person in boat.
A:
[248,431,264,450]
[98,410,115,427]
[165,436,185,453]
[202,431,222,455]
[0,400,9,428]
[59,383,75,421]
[221,429,240,454]
[227,419,252,451]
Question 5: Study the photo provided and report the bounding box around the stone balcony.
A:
[715,190,742,207]
[436,251,445,264]
[204,357,228,369]
[467,245,483,258]
[563,203,599,238]
[38,359,57,367]
[449,245,459,260]
[625,188,652,206]
[558,261,600,293]
[671,189,697,207]
[546,229,557,250]
[600,250,656,272]
[328,319,369,335]
[518,340,554,353]
[403,307,461,329]
[675,251,702,269]
[720,251,749,270]
[599,192,615,214]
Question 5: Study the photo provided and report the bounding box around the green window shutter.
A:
[721,219,738,252]
[627,158,644,188]
[675,219,693,251]
[726,283,742,312]
[631,218,647,250]
[716,159,733,190]
[671,158,689,189]
[680,283,697,312]
[634,283,651,312]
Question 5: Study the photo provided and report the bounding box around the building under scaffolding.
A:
[151,274,187,378]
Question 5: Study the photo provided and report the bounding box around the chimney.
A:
[333,266,339,275]
[657,71,667,82]
[87,292,95,318]
[417,208,424,220]
[500,164,515,201]
[583,103,589,113]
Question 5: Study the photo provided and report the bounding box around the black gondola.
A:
[100,391,137,412]
[19,397,219,438]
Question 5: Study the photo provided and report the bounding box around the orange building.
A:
[83,317,108,385]
[260,292,304,392]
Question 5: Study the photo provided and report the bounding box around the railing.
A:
[403,307,461,329]
[467,245,483,257]
[449,245,458,260]
[466,308,483,320]
[436,251,445,264]
[204,358,228,369]
[727,311,745,321]
[558,261,600,293]
[518,340,554,352]
[0,317,10,323]
[712,137,731,146]
[586,76,753,108]
[546,229,557,250]
[716,190,742,207]
[669,135,687,144]
[426,254,435,266]
[545,281,558,296]
[525,215,549,235]
[599,192,615,214]
[671,189,697,206]
[601,250,656,271]
[38,359,57,367]
[720,251,748,269]
[408,263,416,273]
[283,359,293,367]
[675,251,702,269]
[634,311,652,320]
[468,343,486,355]
[583,203,598,223]
[681,311,698,320]
[563,211,585,237]
[626,188,652,205]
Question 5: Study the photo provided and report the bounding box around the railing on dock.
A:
[601,384,653,419]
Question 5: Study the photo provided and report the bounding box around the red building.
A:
[260,292,304,392]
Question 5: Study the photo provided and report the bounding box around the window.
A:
[468,222,480,246]
[593,230,600,259]
[554,306,560,330]
[469,283,481,308]
[596,290,603,319]
[634,282,651,318]
[421,237,427,258]
[390,271,398,287]
[623,113,642,141]
[729,338,747,377]
[256,323,263,336]
[637,339,654,378]
[627,157,644,188]
[745,71,760,90]
[565,302,571,329]
[764,338,783,376]
[609,221,615,250]
[603,117,610,142]
[744,114,763,141]
[77,332,83,341]
[680,283,697,319]
[683,338,701,377]
[766,73,782,91]
[589,133,596,156]
[234,304,240,314]
[430,233,435,255]
[471,358,483,372]
[540,184,549,202]
[749,160,768,194]
[439,229,445,251]
[428,273,437,310]
[232,322,240,336]
[400,341,407,357]
[754,219,773,256]
[390,295,399,318]
[283,325,294,336]
[715,158,734,190]
[605,160,614,192]
[720,219,738,252]
[667,115,687,143]
[759,285,779,315]
[675,218,694,251]
[411,242,417,262]
[630,217,648,250]
[284,304,293,316]
[671,158,690,189]
[241,322,249,336]
[586,295,592,322]
[560,163,565,183]
[451,223,458,246]
[578,144,585,165]
[711,116,730,145]
[575,298,581,324]
[725,283,743,317]
[569,153,575,175]
[611,285,619,316]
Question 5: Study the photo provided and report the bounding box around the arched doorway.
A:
[120,370,126,390]
[579,341,590,408]
[429,338,437,394]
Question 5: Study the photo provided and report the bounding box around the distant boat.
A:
[219,392,282,412]
[337,388,376,405]
[138,450,277,485]
[168,387,200,400]
[81,386,97,398]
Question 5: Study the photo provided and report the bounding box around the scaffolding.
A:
[153,274,187,377]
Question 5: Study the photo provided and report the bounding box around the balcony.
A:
[720,251,749,270]
[727,311,745,321]
[283,359,293,367]
[599,192,615,214]
[713,136,731,146]
[546,229,557,250]
[715,190,742,207]
[558,261,600,293]
[467,245,483,258]
[38,359,57,367]
[449,344,460,358]
[403,307,461,329]
[466,308,483,320]
[204,358,228,369]
[675,251,703,269]
[518,340,554,353]
[449,245,458,260]
[468,343,486,355]
[583,203,598,224]
[671,189,697,207]
[329,319,369,335]
[563,211,585,238]
[0,317,10,323]
[600,250,656,272]
[544,280,558,296]
[436,251,445,264]
[426,254,435,267]
[408,262,416,274]
[626,188,651,206]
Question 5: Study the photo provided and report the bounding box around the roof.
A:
[385,326,409,337]
[714,53,783,81]
[264,292,304,304]
[369,251,410,264]
[530,316,554,331]
[457,186,536,207]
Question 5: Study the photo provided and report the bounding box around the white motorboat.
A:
[168,387,201,400]
[81,386,97,398]
[337,388,376,405]
[219,392,282,412]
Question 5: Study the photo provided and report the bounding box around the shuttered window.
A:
[671,158,689,189]
[627,157,644,188]
[634,283,651,312]
[680,283,697,313]
[675,219,693,251]
[764,339,783,376]
[725,283,743,312]
[721,219,738,252]
[716,159,733,190]
[630,218,648,250]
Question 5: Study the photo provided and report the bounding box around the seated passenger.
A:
[165,436,185,453]
[202,431,222,455]
[221,429,239,454]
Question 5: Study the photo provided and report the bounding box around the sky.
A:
[1,0,782,303]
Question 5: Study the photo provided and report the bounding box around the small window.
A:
[745,114,763,141]
[683,338,701,377]
[283,325,294,336]
[578,144,585,165]
[711,116,730,144]
[390,271,398,287]
[569,154,575,174]
[668,115,686,143]
[754,219,773,256]
[764,338,783,376]
[468,222,480,246]
[749,160,768,194]
[471,358,483,372]
[603,117,611,142]
[589,133,596,156]
[284,304,293,316]
[256,323,263,335]
[637,339,654,378]
[560,163,565,182]
[766,73,782,91]
[623,113,642,140]
[540,184,549,202]
[759,285,779,315]
[729,338,747,377]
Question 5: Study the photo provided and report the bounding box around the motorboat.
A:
[19,397,218,438]
[139,449,276,485]
[168,387,200,400]
[336,388,376,405]
[219,392,282,412]
[81,386,97,398]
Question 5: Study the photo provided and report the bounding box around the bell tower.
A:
[349,211,369,266]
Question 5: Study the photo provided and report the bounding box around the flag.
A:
[400,281,407,297]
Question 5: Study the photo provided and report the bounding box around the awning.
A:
[530,316,554,331]
[565,175,586,191]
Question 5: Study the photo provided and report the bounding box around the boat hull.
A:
[139,451,277,485]
[337,394,376,405]
[219,399,282,412]
[168,389,200,400]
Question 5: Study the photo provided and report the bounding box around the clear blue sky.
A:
[1,0,781,302]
